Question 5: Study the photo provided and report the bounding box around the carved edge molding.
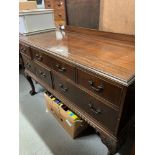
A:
[19,40,134,87]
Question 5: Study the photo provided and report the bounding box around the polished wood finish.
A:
[25,74,36,95]
[51,58,75,81]
[19,28,135,154]
[19,30,134,86]
[53,71,119,134]
[66,26,135,43]
[22,54,35,74]
[35,62,53,87]
[19,43,32,59]
[77,68,123,107]
[31,46,76,81]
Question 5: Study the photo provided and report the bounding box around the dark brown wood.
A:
[19,27,135,154]
[130,143,135,155]
[19,43,32,59]
[77,68,123,107]
[65,0,100,29]
[53,71,119,134]
[19,52,25,69]
[24,67,134,154]
[31,46,76,81]
[97,130,118,154]
[20,31,135,86]
[25,74,36,96]
[22,54,36,74]
[66,26,135,44]
[117,83,135,135]
[35,62,53,87]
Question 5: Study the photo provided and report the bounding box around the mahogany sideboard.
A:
[19,27,135,155]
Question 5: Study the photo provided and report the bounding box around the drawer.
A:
[54,10,65,21]
[77,92,119,134]
[44,0,52,9]
[53,72,119,134]
[77,69,123,107]
[31,47,50,64]
[54,0,65,10]
[51,58,75,81]
[53,72,76,101]
[22,54,35,74]
[19,43,31,58]
[45,3,51,9]
[35,62,53,87]
[31,47,75,81]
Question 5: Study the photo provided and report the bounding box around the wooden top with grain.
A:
[20,29,135,86]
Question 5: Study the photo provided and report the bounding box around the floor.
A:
[19,70,134,155]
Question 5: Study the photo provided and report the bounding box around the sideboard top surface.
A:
[19,30,135,86]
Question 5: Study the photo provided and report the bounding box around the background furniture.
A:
[45,0,134,35]
[44,0,66,26]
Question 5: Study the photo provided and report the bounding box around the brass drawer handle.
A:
[59,83,68,92]
[88,80,104,92]
[39,70,46,78]
[55,64,66,72]
[41,73,46,78]
[26,62,31,68]
[88,102,101,114]
[35,54,43,61]
[21,48,26,52]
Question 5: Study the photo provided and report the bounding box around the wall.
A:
[99,0,135,35]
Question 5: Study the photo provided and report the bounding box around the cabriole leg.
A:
[26,75,36,95]
[96,130,118,155]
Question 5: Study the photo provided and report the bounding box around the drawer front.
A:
[22,54,35,74]
[53,73,119,134]
[77,92,119,134]
[54,10,65,21]
[53,72,76,101]
[31,47,50,65]
[77,69,122,107]
[31,47,75,81]
[19,43,31,58]
[35,62,52,86]
[44,0,52,8]
[51,58,75,81]
[54,0,65,10]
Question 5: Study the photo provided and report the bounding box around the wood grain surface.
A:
[20,30,135,86]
